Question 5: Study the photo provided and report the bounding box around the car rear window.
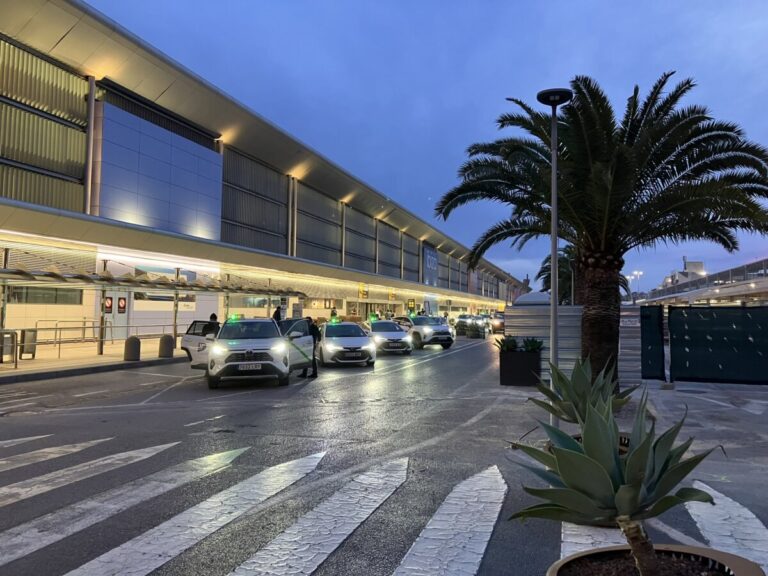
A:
[326,324,366,337]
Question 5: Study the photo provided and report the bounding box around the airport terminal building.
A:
[0,0,525,355]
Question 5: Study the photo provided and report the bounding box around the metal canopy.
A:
[0,0,520,285]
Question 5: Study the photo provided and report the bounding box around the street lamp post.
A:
[534,87,572,428]
[632,269,643,302]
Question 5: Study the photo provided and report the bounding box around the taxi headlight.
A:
[403,335,413,343]
[271,341,287,354]
[363,342,376,352]
[211,344,228,357]
[373,335,386,344]
[325,343,342,352]
[423,327,433,335]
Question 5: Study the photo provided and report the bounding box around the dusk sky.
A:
[87,0,768,291]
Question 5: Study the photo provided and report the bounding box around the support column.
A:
[291,179,299,256]
[341,203,346,267]
[84,76,96,214]
[286,176,294,256]
[97,260,107,356]
[399,231,404,279]
[225,273,231,318]
[374,219,380,274]
[172,268,180,344]
[0,248,9,331]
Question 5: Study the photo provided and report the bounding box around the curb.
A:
[0,356,188,385]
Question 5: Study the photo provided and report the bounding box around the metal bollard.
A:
[158,334,175,358]
[124,336,141,361]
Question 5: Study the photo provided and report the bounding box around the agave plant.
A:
[531,357,637,424]
[521,337,543,353]
[511,392,715,576]
[494,335,518,352]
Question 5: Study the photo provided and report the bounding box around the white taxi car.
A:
[367,320,413,354]
[189,318,314,389]
[393,315,454,350]
[318,321,376,366]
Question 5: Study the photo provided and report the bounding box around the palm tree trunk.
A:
[579,253,622,383]
[616,516,659,576]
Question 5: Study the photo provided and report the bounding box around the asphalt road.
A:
[0,336,766,575]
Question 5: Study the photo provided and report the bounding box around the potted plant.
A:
[495,336,542,386]
[510,392,764,575]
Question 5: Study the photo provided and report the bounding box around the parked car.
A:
[466,316,490,338]
[490,312,505,334]
[366,320,413,354]
[454,314,474,336]
[191,318,314,389]
[181,319,220,369]
[319,321,377,367]
[393,316,454,349]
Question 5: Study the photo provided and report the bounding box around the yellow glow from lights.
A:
[340,193,356,204]
[287,161,312,180]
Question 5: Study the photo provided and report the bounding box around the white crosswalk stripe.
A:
[0,442,178,508]
[229,458,409,576]
[0,435,52,448]
[65,451,326,576]
[392,466,506,576]
[0,438,111,473]
[0,447,249,567]
[687,481,768,571]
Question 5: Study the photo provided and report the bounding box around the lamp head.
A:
[535,88,573,107]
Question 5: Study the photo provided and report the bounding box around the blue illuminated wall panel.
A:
[93,103,223,240]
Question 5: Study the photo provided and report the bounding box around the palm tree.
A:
[436,73,768,378]
[536,245,631,305]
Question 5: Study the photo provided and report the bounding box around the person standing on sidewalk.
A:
[272,306,281,322]
[301,316,320,378]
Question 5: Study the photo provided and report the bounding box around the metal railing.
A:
[649,258,768,299]
[0,322,179,369]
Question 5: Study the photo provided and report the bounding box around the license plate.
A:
[239,363,261,371]
[389,343,403,348]
[346,352,362,358]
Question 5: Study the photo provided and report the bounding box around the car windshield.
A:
[371,322,401,332]
[412,317,442,326]
[218,321,280,340]
[326,324,366,337]
[458,315,471,320]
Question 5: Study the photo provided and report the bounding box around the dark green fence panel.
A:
[669,306,768,384]
[640,306,665,380]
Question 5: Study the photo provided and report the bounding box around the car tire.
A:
[182,348,192,361]
[366,359,375,366]
[206,373,220,389]
[403,349,412,355]
[319,349,328,367]
[441,343,453,350]
[412,333,423,350]
[277,374,289,386]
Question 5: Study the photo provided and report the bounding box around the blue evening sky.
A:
[86,0,768,291]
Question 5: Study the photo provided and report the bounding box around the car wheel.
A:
[182,348,192,361]
[403,349,412,356]
[277,374,289,386]
[206,373,220,389]
[319,349,328,367]
[412,333,423,350]
[441,343,453,350]
[366,359,375,366]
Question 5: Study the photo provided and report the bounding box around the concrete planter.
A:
[547,544,765,576]
[499,351,540,386]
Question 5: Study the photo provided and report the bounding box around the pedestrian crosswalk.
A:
[0,433,765,575]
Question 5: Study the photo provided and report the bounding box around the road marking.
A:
[393,465,506,576]
[133,371,180,378]
[73,390,109,397]
[65,452,325,576]
[183,414,225,427]
[0,391,31,399]
[140,375,201,405]
[645,518,705,547]
[139,379,174,386]
[0,402,35,410]
[0,438,112,473]
[687,481,768,571]
[0,447,249,567]
[0,435,52,448]
[0,395,49,406]
[560,523,626,558]
[0,442,178,508]
[229,458,408,576]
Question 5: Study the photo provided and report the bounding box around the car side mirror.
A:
[288,331,302,339]
[205,333,216,341]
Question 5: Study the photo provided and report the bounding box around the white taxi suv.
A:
[189,318,314,389]
[367,320,413,355]
[393,315,454,350]
[318,321,376,367]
